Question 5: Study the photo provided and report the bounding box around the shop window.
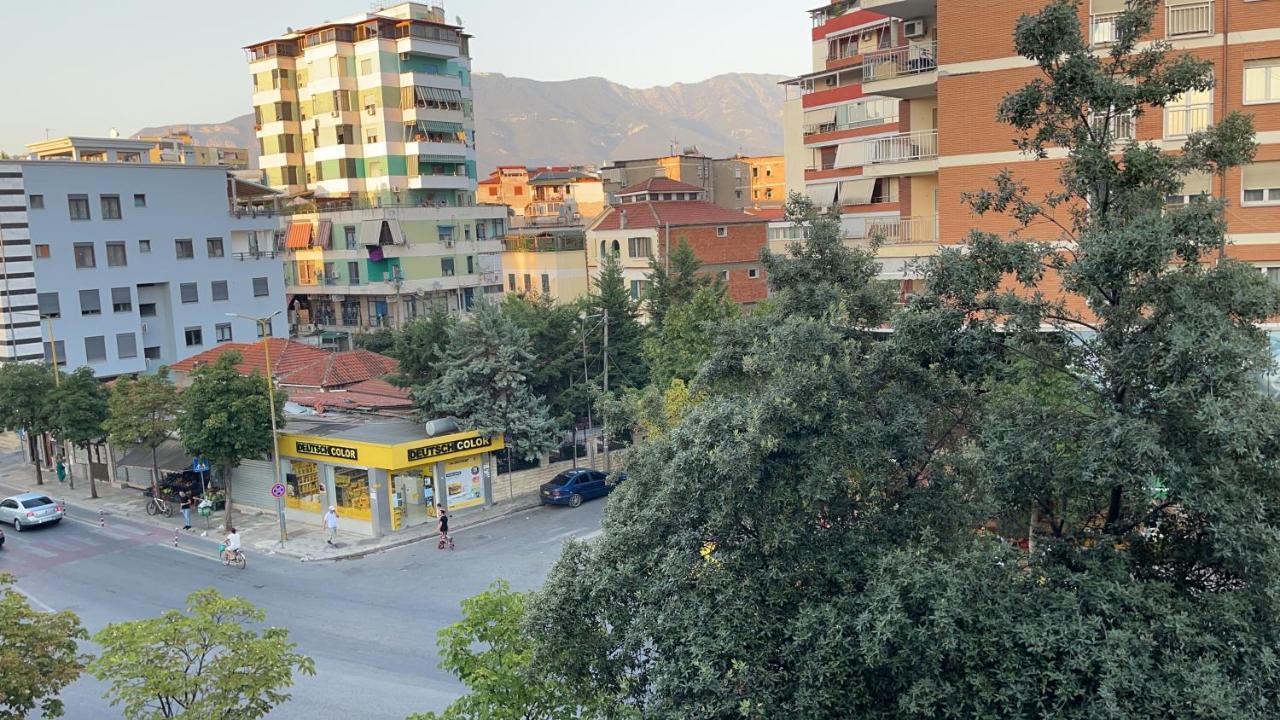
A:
[334,467,371,520]
[286,461,325,512]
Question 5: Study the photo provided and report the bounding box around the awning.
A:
[804,107,838,126]
[316,219,332,250]
[285,222,313,249]
[834,141,866,169]
[423,120,462,132]
[839,178,876,205]
[358,219,405,246]
[414,86,464,105]
[806,183,838,207]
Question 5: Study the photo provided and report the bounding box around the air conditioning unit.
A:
[903,19,927,38]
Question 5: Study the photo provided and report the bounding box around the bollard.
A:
[173,528,179,548]
[99,509,105,527]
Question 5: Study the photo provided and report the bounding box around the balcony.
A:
[1090,12,1121,45]
[1167,1,1212,38]
[865,215,938,245]
[858,130,940,178]
[861,42,937,99]
[859,0,935,18]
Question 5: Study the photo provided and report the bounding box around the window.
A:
[180,282,198,303]
[719,270,730,282]
[100,195,122,220]
[175,238,194,259]
[43,340,66,366]
[541,274,551,294]
[508,273,516,291]
[116,332,137,359]
[360,58,373,75]
[748,267,760,279]
[257,321,273,338]
[139,303,157,317]
[1165,86,1213,138]
[139,239,151,253]
[184,326,203,347]
[215,322,233,343]
[344,226,357,249]
[336,124,354,144]
[523,273,532,291]
[111,287,132,312]
[73,243,96,268]
[34,244,50,258]
[37,292,59,318]
[206,237,224,258]
[68,194,90,220]
[716,226,728,237]
[466,255,474,274]
[1265,268,1280,286]
[347,261,361,284]
[211,280,229,301]
[627,237,652,258]
[106,241,127,267]
[133,193,146,207]
[1245,60,1280,105]
[630,279,650,300]
[442,258,455,276]
[79,289,101,316]
[488,186,498,197]
[144,346,161,360]
[252,277,270,297]
[29,194,43,209]
[1243,162,1280,205]
[84,336,107,362]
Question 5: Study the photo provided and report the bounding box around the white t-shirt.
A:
[226,532,242,551]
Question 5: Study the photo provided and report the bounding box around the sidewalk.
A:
[0,452,545,561]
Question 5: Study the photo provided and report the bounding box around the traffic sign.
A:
[192,458,211,473]
[270,483,286,499]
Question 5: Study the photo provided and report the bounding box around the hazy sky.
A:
[0,0,811,153]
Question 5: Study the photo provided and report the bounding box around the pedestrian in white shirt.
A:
[324,505,339,545]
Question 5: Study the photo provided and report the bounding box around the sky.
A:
[0,0,812,153]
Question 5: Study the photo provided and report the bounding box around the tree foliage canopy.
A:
[50,366,109,449]
[387,308,457,387]
[0,574,88,720]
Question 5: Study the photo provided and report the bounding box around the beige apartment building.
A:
[602,150,786,211]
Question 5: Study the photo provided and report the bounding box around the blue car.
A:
[540,468,625,508]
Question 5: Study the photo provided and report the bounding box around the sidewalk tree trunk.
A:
[103,369,180,501]
[50,367,109,500]
[0,363,56,486]
[175,353,283,531]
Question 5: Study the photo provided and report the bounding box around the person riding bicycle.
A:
[222,527,242,562]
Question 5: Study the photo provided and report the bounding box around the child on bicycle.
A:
[222,526,241,562]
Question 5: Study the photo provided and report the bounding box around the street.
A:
[1,487,606,719]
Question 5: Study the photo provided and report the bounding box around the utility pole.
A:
[229,311,286,545]
[45,315,73,491]
[602,307,610,473]
[581,318,594,469]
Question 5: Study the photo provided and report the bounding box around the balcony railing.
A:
[866,130,939,164]
[804,114,899,136]
[862,42,937,83]
[1167,0,1212,37]
[865,215,938,245]
[233,250,280,260]
[1165,102,1213,138]
[1089,111,1135,143]
[1090,12,1121,45]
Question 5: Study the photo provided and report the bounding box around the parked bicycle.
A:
[145,495,172,517]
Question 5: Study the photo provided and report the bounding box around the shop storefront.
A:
[276,423,504,538]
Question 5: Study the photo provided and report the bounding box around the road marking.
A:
[537,528,582,545]
[10,583,54,612]
[6,538,57,557]
[577,528,603,542]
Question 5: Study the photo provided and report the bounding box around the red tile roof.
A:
[744,207,786,221]
[170,340,398,391]
[287,378,413,415]
[617,177,706,195]
[592,201,767,231]
[276,349,398,389]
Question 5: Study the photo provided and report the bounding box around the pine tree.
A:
[644,237,713,327]
[584,251,647,392]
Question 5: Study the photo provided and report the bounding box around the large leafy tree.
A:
[0,574,88,719]
[175,353,284,530]
[0,362,56,485]
[49,366,109,499]
[91,588,314,720]
[517,2,1280,717]
[103,368,180,498]
[387,308,457,387]
[417,299,558,482]
[501,293,583,425]
[643,284,738,388]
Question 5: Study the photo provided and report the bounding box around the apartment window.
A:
[719,270,730,282]
[252,277,270,297]
[366,130,380,146]
[748,267,760,279]
[34,244,50,258]
[488,186,498,197]
[211,280,229,301]
[84,336,107,362]
[466,255,475,275]
[716,226,728,237]
[37,292,59,318]
[627,237,652,258]
[139,302,157,317]
[1244,60,1280,105]
[630,279,649,300]
[344,226,357,249]
[184,326,203,347]
[1243,162,1280,205]
[360,58,373,75]
[508,273,516,291]
[523,273,532,291]
[133,193,146,207]
[257,321,273,338]
[175,238,194,259]
[116,332,137,359]
[73,243,96,268]
[79,289,101,316]
[442,258,455,276]
[111,287,132,312]
[180,282,199,304]
[541,274,550,294]
[139,239,151,253]
[206,237,224,258]
[68,194,90,220]
[28,194,43,209]
[106,241,127,267]
[476,223,487,240]
[348,261,361,284]
[100,195,122,220]
[43,341,66,366]
[215,322,233,343]
[1165,86,1213,138]
[336,124,354,144]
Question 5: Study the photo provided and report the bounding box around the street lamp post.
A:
[227,311,286,546]
[579,309,610,472]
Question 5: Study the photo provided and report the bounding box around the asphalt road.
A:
[1,494,606,719]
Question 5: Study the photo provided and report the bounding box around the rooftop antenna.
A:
[45,127,54,140]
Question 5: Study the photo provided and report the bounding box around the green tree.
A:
[353,327,396,354]
[0,362,56,485]
[90,588,314,720]
[49,366,109,498]
[500,293,582,425]
[0,573,88,719]
[643,237,713,327]
[408,581,599,720]
[516,2,1280,717]
[417,299,558,485]
[583,250,647,392]
[175,353,283,530]
[103,368,180,499]
[387,308,457,387]
[643,284,738,388]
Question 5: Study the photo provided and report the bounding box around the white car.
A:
[0,493,65,531]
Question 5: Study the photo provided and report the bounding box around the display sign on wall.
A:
[444,458,484,510]
[406,434,500,464]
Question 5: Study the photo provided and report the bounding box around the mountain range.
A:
[132,72,787,171]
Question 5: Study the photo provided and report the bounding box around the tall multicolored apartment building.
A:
[244,3,507,334]
[785,0,1280,301]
